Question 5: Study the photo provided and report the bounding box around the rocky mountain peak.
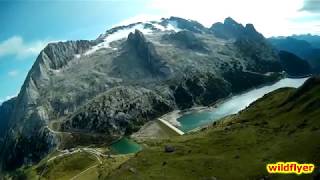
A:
[210,17,243,39]
[244,23,256,32]
[17,40,94,102]
[42,40,93,70]
[224,17,242,27]
[162,16,207,34]
[162,30,208,52]
[210,17,263,41]
[210,18,281,73]
[0,40,94,171]
[243,24,264,40]
[127,29,147,46]
[126,30,172,78]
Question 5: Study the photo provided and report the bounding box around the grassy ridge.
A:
[107,79,320,179]
[13,151,133,180]
[17,152,98,180]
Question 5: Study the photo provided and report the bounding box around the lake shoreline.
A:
[160,77,309,132]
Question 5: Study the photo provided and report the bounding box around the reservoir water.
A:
[110,137,142,154]
[177,78,309,132]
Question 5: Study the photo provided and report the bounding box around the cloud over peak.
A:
[0,36,48,59]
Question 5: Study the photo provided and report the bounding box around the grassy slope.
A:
[20,152,98,180]
[107,82,320,179]
[14,150,133,180]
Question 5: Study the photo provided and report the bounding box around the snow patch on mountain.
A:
[166,20,181,32]
[76,20,181,57]
[81,24,152,56]
[151,20,181,32]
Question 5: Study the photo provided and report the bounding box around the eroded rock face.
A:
[235,35,283,73]
[210,18,264,41]
[44,40,93,70]
[210,17,282,73]
[0,17,284,171]
[1,128,54,171]
[62,86,174,135]
[210,17,245,39]
[0,98,16,138]
[163,30,208,52]
[0,40,93,171]
[171,74,232,108]
[127,30,172,78]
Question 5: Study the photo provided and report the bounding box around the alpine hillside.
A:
[0,16,290,172]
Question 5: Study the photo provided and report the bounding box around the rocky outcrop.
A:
[210,17,282,73]
[11,40,93,130]
[0,40,93,171]
[43,40,93,69]
[210,18,264,41]
[62,86,174,135]
[162,30,208,52]
[235,37,282,73]
[127,30,172,78]
[164,145,175,153]
[171,73,232,108]
[1,128,53,171]
[0,98,16,138]
[210,17,245,39]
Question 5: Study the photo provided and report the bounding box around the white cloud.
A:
[144,0,318,37]
[111,14,163,28]
[8,70,19,77]
[0,36,49,59]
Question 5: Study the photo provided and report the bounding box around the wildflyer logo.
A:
[267,162,315,175]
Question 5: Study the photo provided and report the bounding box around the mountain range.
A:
[0,16,317,176]
[268,35,320,72]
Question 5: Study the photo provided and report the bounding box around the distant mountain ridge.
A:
[0,16,287,172]
[268,35,320,72]
[292,34,320,48]
[278,51,312,76]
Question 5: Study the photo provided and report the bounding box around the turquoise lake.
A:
[177,78,308,132]
[110,137,142,154]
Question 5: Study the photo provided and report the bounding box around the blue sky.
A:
[0,0,319,103]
